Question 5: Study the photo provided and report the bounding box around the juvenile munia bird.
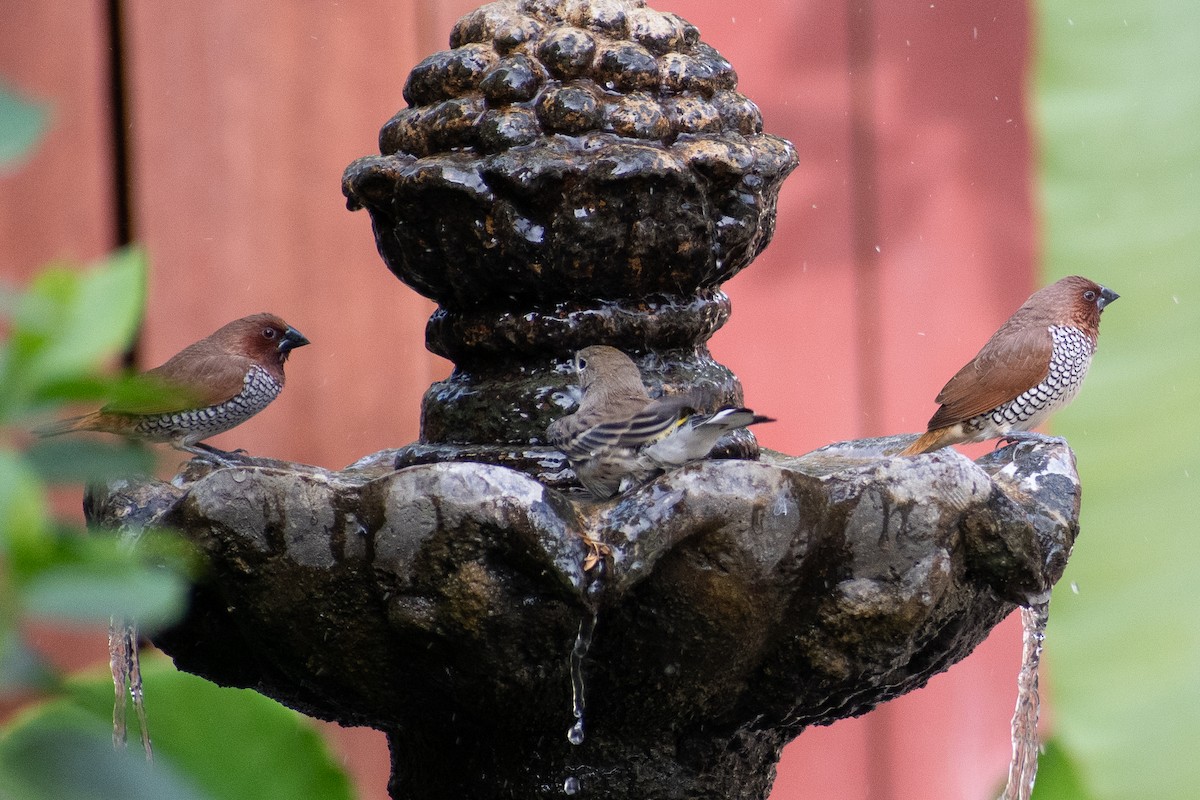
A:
[546,345,774,499]
[901,276,1118,456]
[41,313,309,462]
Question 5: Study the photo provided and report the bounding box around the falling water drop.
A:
[563,776,581,794]
[567,614,597,745]
[1001,602,1049,800]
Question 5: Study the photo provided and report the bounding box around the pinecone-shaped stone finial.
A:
[343,0,797,479]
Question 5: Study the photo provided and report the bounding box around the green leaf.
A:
[62,657,355,800]
[18,248,147,389]
[0,83,48,171]
[0,703,210,800]
[0,449,49,560]
[0,250,147,424]
[23,562,188,632]
[1035,1,1200,799]
[27,375,115,408]
[1031,736,1098,800]
[24,438,157,485]
[0,630,59,696]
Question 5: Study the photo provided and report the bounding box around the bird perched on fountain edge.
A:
[40,313,309,463]
[547,345,774,499]
[900,276,1118,456]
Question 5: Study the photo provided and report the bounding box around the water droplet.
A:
[563,776,581,795]
[1070,581,1079,594]
[567,720,585,746]
[231,470,248,483]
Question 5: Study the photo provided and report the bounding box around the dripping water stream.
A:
[109,617,153,760]
[1001,602,1049,800]
[108,619,128,749]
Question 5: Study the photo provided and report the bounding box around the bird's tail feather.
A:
[694,408,775,432]
[34,412,103,438]
[899,428,954,456]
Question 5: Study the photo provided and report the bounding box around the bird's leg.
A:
[177,442,247,467]
[996,431,1069,449]
[995,431,1070,462]
[195,441,249,456]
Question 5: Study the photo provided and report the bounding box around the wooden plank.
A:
[695,1,862,457]
[675,1,1035,798]
[0,1,115,278]
[866,2,1035,799]
[0,1,118,688]
[121,0,449,474]
[117,3,459,796]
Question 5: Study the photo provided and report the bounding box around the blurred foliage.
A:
[1,97,354,799]
[0,84,47,172]
[1030,737,1096,800]
[0,704,208,800]
[0,247,190,677]
[1,657,354,800]
[1033,1,1200,798]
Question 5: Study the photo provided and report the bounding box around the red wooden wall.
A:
[0,1,1037,798]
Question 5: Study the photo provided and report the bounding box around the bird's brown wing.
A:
[926,323,1052,429]
[102,351,252,415]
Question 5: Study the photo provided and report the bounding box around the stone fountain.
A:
[88,1,1081,798]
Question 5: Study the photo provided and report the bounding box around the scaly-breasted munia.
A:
[901,276,1118,456]
[41,313,309,462]
[547,345,773,498]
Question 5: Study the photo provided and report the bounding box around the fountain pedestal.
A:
[88,2,1081,797]
[90,437,1078,799]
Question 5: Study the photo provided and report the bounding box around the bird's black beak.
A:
[279,327,310,354]
[1098,286,1119,311]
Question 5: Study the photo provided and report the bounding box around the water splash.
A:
[1001,602,1048,800]
[109,617,153,760]
[567,614,596,746]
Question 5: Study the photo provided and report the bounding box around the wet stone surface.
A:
[88,435,1080,799]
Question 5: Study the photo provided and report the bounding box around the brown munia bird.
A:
[900,276,1118,456]
[40,313,309,463]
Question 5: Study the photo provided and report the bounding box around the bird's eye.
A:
[263,327,277,339]
[1083,290,1097,302]
[576,357,588,371]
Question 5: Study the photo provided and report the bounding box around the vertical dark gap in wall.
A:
[107,0,138,368]
[847,0,885,438]
[847,2,894,799]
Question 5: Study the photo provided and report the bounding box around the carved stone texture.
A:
[341,0,797,475]
[88,436,1080,799]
